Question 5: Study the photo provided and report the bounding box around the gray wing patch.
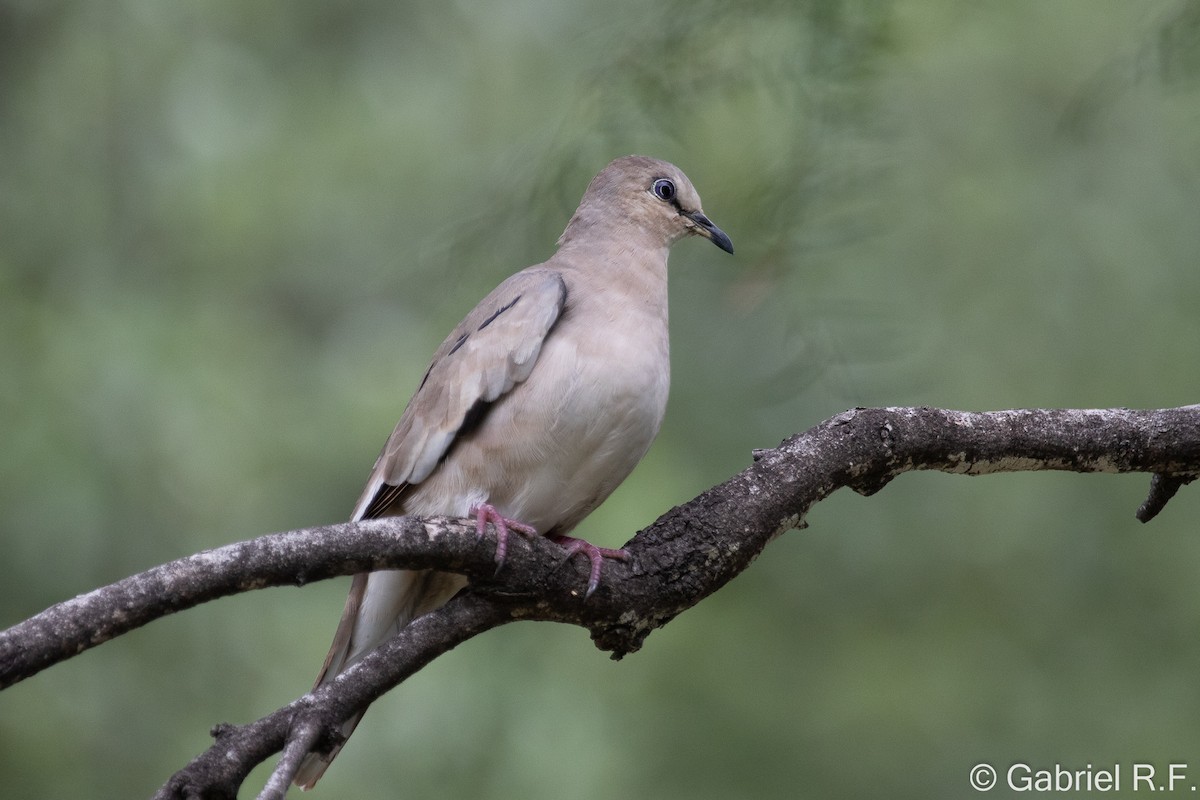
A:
[350,270,567,516]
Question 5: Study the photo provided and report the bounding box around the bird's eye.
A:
[651,178,676,202]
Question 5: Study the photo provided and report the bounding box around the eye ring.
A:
[651,178,676,202]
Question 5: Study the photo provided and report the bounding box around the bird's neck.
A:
[552,235,671,321]
[557,206,678,253]
[556,220,672,267]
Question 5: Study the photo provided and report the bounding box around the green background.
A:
[3,1,1199,797]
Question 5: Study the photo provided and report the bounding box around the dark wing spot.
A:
[457,397,490,438]
[478,295,521,331]
[362,482,410,520]
[416,363,434,392]
[437,397,492,466]
[447,332,469,356]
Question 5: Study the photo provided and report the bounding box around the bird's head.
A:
[559,155,734,255]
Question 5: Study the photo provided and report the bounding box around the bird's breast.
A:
[410,297,668,532]
[500,307,669,531]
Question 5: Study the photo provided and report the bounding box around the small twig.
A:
[259,720,322,800]
[1136,472,1194,523]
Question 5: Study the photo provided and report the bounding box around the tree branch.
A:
[154,593,510,800]
[2,406,1197,798]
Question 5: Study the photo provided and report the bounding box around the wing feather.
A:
[349,269,567,520]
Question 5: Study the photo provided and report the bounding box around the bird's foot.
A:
[549,535,630,599]
[471,503,538,573]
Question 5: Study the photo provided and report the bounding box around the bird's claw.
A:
[471,503,538,574]
[549,535,630,599]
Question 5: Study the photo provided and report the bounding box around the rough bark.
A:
[1,406,1196,799]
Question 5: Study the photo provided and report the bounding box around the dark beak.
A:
[684,210,734,254]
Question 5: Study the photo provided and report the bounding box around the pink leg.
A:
[471,503,538,571]
[548,535,630,599]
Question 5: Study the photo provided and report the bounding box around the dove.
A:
[295,155,732,788]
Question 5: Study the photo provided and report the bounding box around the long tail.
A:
[294,568,466,789]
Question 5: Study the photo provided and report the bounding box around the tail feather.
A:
[293,568,467,789]
[293,710,365,789]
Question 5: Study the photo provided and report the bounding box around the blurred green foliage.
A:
[2,0,1199,797]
